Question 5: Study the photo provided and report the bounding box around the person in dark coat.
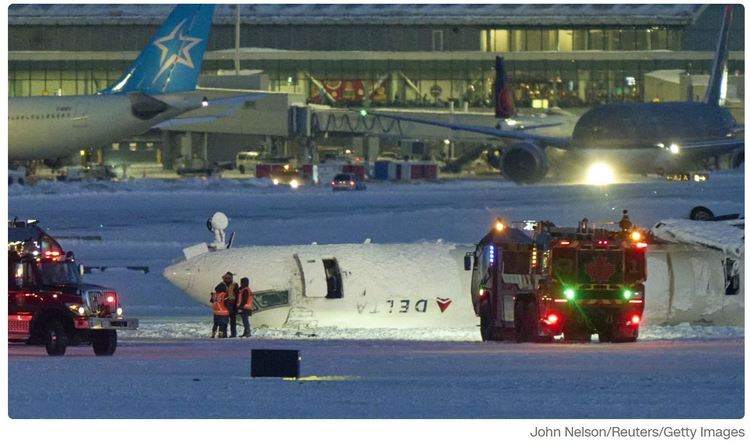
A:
[215,272,239,337]
[237,277,254,337]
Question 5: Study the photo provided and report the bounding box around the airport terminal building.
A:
[7,4,745,169]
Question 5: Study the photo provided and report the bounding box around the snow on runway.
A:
[8,337,744,419]
[7,173,745,318]
[7,173,745,419]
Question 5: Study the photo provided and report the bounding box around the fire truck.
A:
[465,215,647,343]
[8,219,138,356]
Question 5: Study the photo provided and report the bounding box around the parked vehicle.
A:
[331,173,367,191]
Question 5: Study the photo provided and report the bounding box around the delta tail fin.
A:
[494,56,515,118]
[703,5,733,106]
[100,5,215,95]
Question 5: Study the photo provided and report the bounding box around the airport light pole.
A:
[234,4,241,75]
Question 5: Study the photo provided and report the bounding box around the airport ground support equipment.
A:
[466,215,647,343]
[8,219,138,356]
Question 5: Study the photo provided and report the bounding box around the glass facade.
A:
[7,13,742,108]
[483,27,682,52]
[9,56,740,108]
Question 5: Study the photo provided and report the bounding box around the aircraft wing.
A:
[154,93,266,129]
[367,111,572,148]
[677,137,743,157]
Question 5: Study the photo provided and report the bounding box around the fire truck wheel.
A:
[611,330,638,343]
[563,322,591,343]
[514,299,537,343]
[479,303,493,341]
[44,319,69,356]
[92,330,118,356]
[597,324,613,342]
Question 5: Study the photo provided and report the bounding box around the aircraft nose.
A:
[163,261,195,292]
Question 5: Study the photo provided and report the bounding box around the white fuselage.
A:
[164,243,477,329]
[8,93,203,160]
[164,239,743,330]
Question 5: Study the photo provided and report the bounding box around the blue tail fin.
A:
[703,5,733,106]
[101,5,215,95]
[494,57,515,118]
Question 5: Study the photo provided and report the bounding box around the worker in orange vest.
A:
[210,290,229,338]
[237,277,254,338]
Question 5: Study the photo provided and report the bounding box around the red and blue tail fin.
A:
[494,56,515,118]
[704,5,733,106]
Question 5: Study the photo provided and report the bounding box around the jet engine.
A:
[500,141,549,184]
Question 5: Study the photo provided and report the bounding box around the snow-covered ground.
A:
[8,337,744,419]
[8,172,745,321]
[117,318,744,342]
[6,172,746,420]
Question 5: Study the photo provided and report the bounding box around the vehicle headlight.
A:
[272,178,280,185]
[290,179,299,189]
[66,303,87,316]
[116,307,123,317]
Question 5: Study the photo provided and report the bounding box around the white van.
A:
[235,151,261,175]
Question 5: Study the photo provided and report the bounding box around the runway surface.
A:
[8,337,744,419]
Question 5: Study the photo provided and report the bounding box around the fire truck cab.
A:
[467,215,647,343]
[8,219,138,356]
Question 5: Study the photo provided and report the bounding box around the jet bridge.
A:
[291,105,505,142]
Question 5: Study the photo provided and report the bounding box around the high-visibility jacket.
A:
[210,292,229,316]
[238,287,254,311]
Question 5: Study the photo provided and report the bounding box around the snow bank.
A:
[120,319,743,342]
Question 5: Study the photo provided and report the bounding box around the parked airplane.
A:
[369,6,743,184]
[8,5,217,161]
[163,213,743,331]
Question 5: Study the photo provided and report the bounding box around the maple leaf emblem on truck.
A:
[584,255,616,282]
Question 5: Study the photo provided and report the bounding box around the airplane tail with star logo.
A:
[100,4,215,95]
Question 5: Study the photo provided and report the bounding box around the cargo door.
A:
[294,252,328,298]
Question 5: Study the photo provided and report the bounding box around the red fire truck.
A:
[8,219,138,355]
[466,215,647,342]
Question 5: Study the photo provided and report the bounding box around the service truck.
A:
[8,219,138,355]
[466,216,647,342]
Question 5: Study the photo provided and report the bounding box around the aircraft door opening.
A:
[323,259,343,299]
[294,253,328,298]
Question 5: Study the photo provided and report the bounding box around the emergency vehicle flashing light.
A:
[630,231,642,242]
[623,289,633,299]
[563,288,576,300]
[495,220,505,232]
[636,242,648,249]
[546,314,559,325]
[631,315,641,325]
